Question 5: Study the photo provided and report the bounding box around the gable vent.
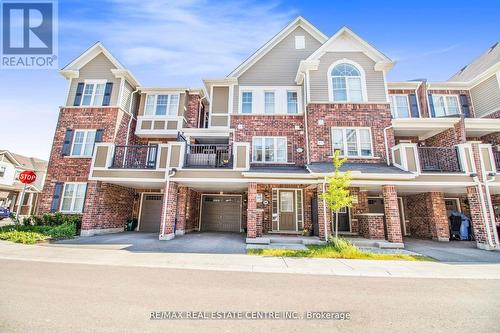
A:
[488,42,498,53]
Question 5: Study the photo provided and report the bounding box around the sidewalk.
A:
[0,240,499,279]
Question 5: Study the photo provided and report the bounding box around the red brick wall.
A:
[38,107,135,214]
[467,186,490,244]
[185,188,201,231]
[357,214,385,239]
[350,187,368,234]
[382,185,403,243]
[160,182,178,237]
[306,103,393,164]
[247,182,257,238]
[231,115,306,166]
[185,93,201,128]
[81,181,135,232]
[405,192,449,240]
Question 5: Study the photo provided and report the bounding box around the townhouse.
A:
[38,17,500,249]
[0,150,47,216]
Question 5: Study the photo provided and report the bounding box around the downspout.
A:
[303,73,311,164]
[322,177,329,241]
[383,126,393,166]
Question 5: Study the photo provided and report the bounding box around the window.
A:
[264,92,275,114]
[144,94,179,116]
[432,95,460,117]
[287,91,298,114]
[81,82,106,106]
[280,191,294,212]
[331,128,373,157]
[0,166,5,178]
[242,92,253,114]
[60,183,86,213]
[330,63,364,102]
[71,130,96,157]
[389,95,410,118]
[252,137,287,163]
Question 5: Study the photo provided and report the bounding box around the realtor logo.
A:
[1,0,58,69]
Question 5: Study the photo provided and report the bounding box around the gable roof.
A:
[303,26,394,69]
[60,42,140,86]
[227,16,328,78]
[449,42,500,82]
[0,150,47,171]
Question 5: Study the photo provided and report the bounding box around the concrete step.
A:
[247,243,308,251]
[269,237,303,244]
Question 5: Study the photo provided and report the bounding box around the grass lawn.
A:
[0,223,77,245]
[248,238,433,261]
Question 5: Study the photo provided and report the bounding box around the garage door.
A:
[139,194,163,232]
[201,196,241,232]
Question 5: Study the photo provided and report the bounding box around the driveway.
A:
[404,238,500,263]
[51,231,246,254]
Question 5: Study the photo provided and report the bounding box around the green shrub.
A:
[22,216,32,226]
[0,230,47,244]
[31,215,44,226]
[42,213,52,225]
[47,222,77,238]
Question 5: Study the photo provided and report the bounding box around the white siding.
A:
[120,80,134,112]
[470,74,500,117]
[309,52,387,103]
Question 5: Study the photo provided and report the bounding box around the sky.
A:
[1,0,499,160]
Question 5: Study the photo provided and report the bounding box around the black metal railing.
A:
[111,145,158,169]
[184,144,232,168]
[417,146,462,172]
[494,149,500,171]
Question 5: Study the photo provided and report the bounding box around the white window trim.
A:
[80,79,107,106]
[389,94,411,118]
[264,91,275,114]
[431,94,461,117]
[286,90,299,114]
[331,127,374,158]
[252,136,288,163]
[241,91,253,114]
[144,94,180,117]
[239,87,302,115]
[60,182,87,214]
[70,129,96,157]
[327,59,368,103]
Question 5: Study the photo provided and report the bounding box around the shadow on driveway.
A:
[51,232,246,254]
[404,238,500,263]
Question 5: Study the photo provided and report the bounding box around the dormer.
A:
[59,42,140,112]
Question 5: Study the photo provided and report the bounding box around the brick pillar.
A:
[382,185,403,243]
[247,182,257,238]
[467,186,492,248]
[175,186,188,235]
[159,181,178,240]
[256,209,263,237]
[317,183,331,241]
[350,187,368,234]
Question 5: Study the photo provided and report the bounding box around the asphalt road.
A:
[0,259,499,333]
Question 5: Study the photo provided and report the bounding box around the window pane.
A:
[395,95,409,118]
[264,138,274,162]
[280,191,294,212]
[346,129,358,156]
[332,129,344,155]
[61,197,72,211]
[446,96,459,115]
[332,63,360,77]
[432,96,446,117]
[156,95,168,115]
[276,138,287,162]
[145,95,155,115]
[72,131,84,156]
[242,92,252,114]
[92,84,105,106]
[61,184,74,211]
[359,129,372,156]
[253,138,263,162]
[348,77,362,102]
[83,131,96,156]
[264,92,275,114]
[168,95,179,115]
[332,77,347,101]
[287,91,298,114]
[82,84,94,106]
[73,184,86,212]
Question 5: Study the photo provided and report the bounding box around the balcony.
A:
[184,144,233,169]
[111,145,158,169]
[135,116,184,137]
[417,147,461,173]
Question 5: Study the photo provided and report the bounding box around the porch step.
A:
[269,237,303,244]
[246,236,326,246]
[247,243,308,251]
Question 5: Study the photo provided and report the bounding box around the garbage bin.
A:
[126,218,138,231]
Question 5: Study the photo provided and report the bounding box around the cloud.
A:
[390,43,461,62]
[60,0,296,86]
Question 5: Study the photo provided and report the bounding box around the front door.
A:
[334,207,350,232]
[279,191,296,231]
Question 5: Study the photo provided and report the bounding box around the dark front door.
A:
[311,194,319,236]
[334,208,350,232]
[279,190,296,231]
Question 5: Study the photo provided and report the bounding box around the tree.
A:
[319,150,354,238]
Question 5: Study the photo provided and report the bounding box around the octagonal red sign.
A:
[19,170,37,184]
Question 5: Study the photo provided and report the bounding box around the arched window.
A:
[330,63,364,102]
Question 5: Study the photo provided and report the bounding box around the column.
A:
[159,181,178,240]
[317,183,332,241]
[175,186,188,235]
[247,182,257,238]
[382,185,403,243]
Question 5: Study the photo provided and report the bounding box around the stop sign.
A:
[19,170,37,184]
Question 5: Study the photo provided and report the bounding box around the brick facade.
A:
[357,214,385,239]
[306,103,393,163]
[405,192,450,241]
[247,182,257,238]
[184,94,201,128]
[160,181,178,239]
[231,115,306,166]
[424,118,466,147]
